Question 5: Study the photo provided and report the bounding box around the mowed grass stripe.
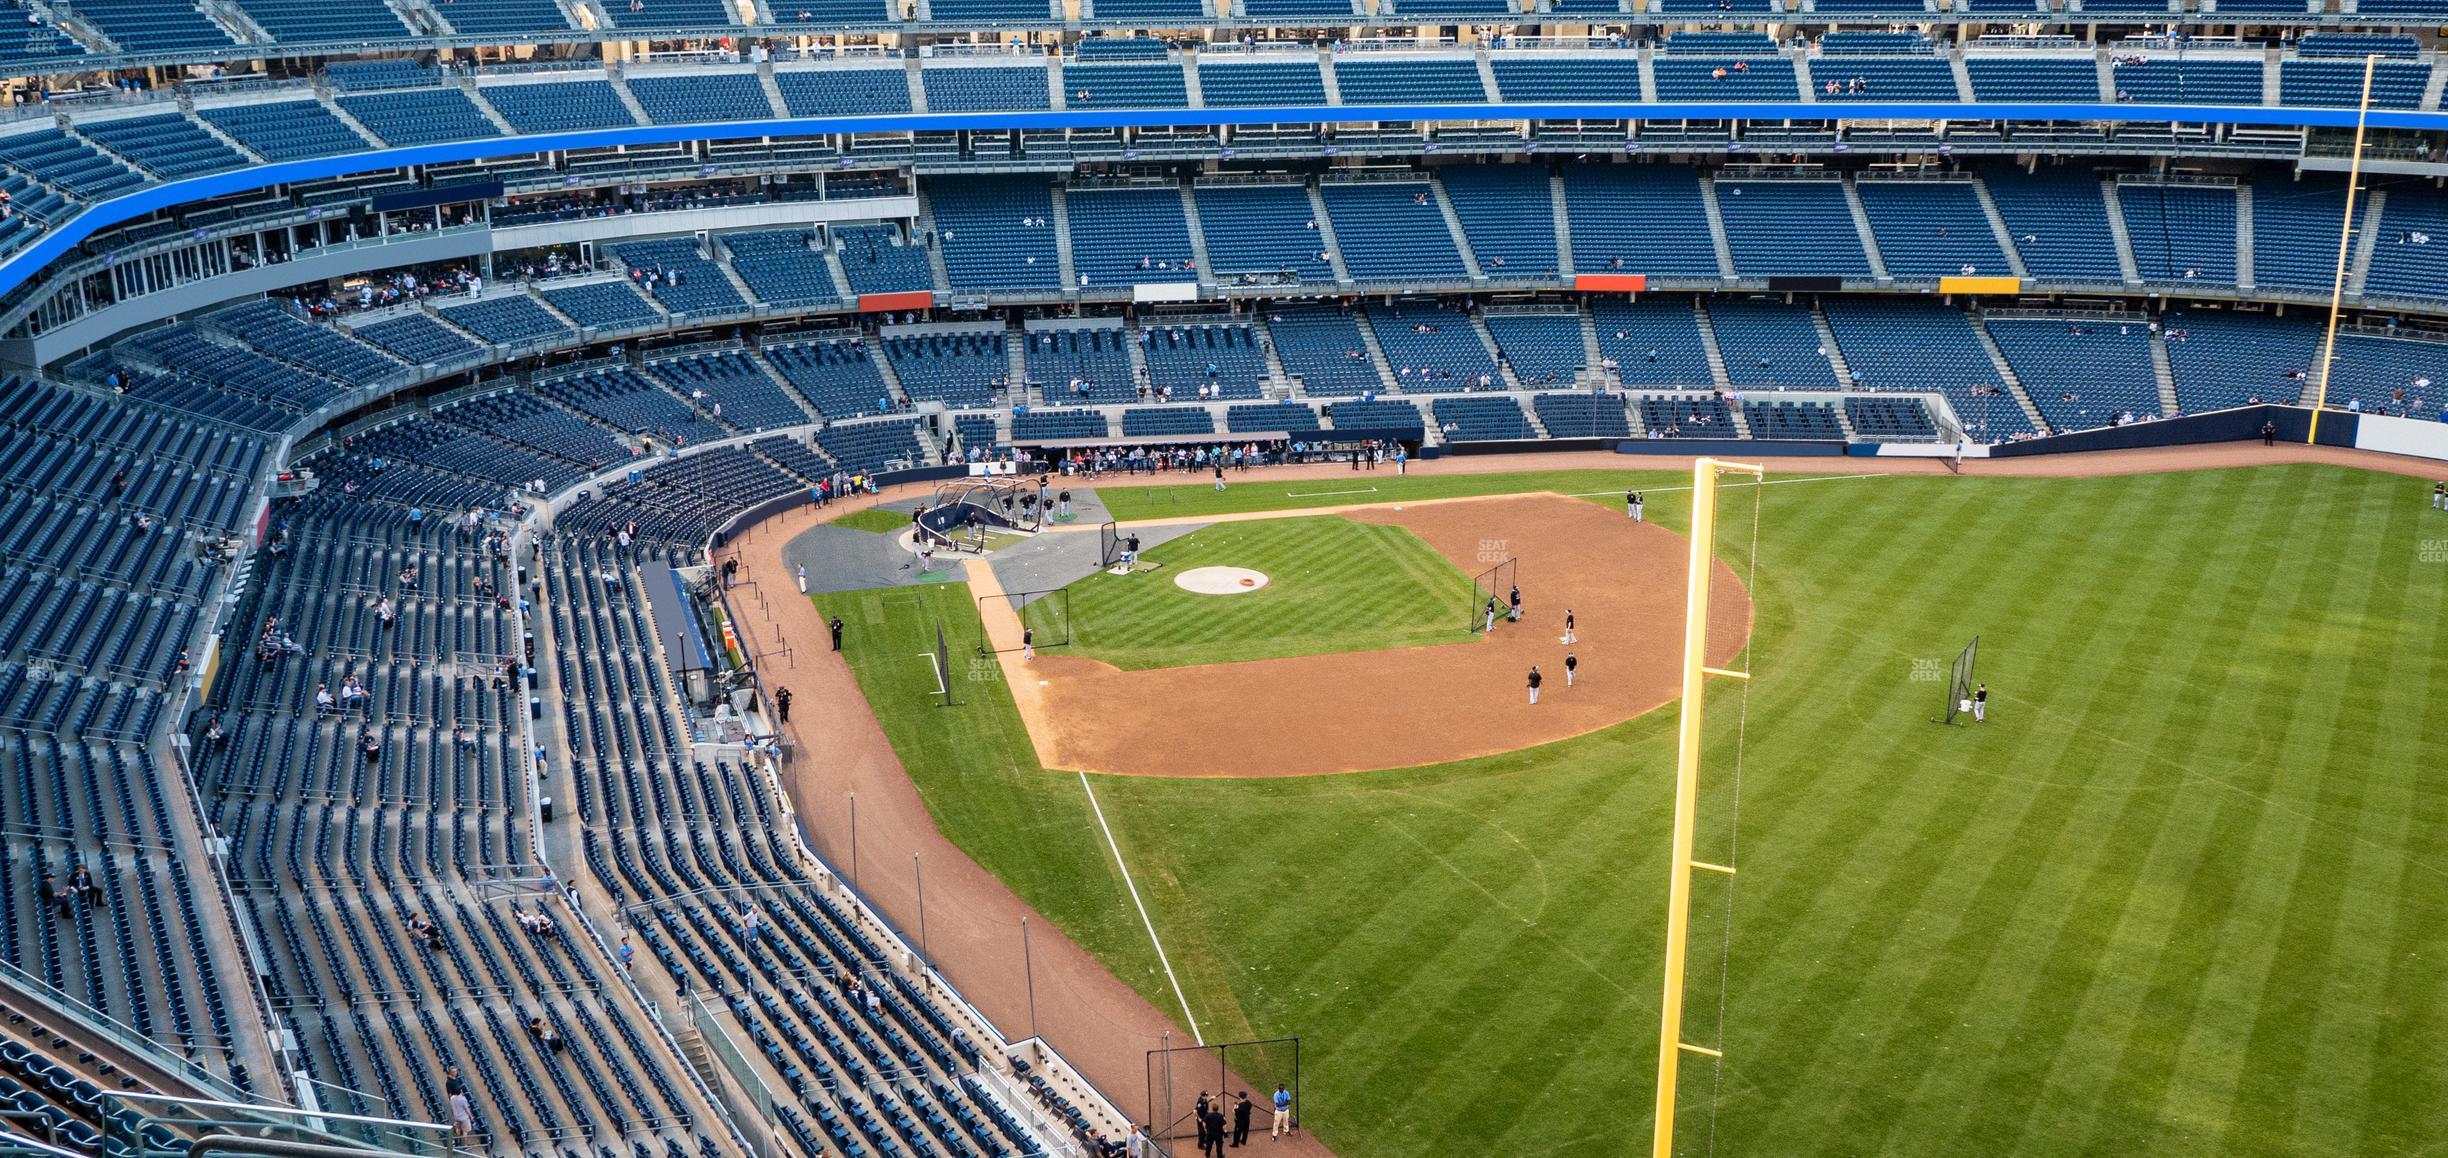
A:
[833,465,2443,1158]
[1033,516,1477,669]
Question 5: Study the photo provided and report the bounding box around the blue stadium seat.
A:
[1715,180,1871,278]
[478,82,640,132]
[1564,164,1720,277]
[931,176,1062,291]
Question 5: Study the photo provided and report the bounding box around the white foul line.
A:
[1564,471,1890,498]
[1078,771,1204,1045]
[916,652,947,696]
[1282,486,1381,498]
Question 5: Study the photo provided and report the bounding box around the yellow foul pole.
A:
[2309,52,2379,445]
[1652,456,1763,1158]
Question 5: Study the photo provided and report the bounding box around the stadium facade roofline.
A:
[2,99,2442,302]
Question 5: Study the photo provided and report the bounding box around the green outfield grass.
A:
[828,463,2448,1158]
[1017,515,1479,669]
[831,506,915,534]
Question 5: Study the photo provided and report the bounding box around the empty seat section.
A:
[336,89,502,146]
[1065,187,1197,288]
[1979,167,2123,281]
[2162,309,2320,412]
[1025,328,1136,404]
[721,231,842,307]
[69,0,235,50]
[2249,177,2349,293]
[429,0,572,33]
[1636,394,1735,436]
[927,0,1054,19]
[1822,299,2031,439]
[2118,183,2238,284]
[629,74,773,124]
[1855,182,2010,278]
[1321,183,1466,281]
[776,69,914,115]
[1843,395,1938,439]
[931,176,1062,291]
[882,329,1007,407]
[198,101,368,162]
[0,130,144,200]
[834,225,936,296]
[1965,57,2102,102]
[1564,165,1720,277]
[478,82,639,132]
[437,296,574,345]
[1372,303,1496,392]
[647,352,813,431]
[2107,58,2262,104]
[1716,181,1871,277]
[234,0,406,40]
[2278,60,2428,109]
[1226,401,1321,432]
[1324,398,1424,436]
[1062,62,1187,109]
[766,340,895,418]
[1809,56,1957,100]
[2364,186,2448,302]
[1194,61,1327,106]
[611,238,750,315]
[1531,392,1632,437]
[76,115,243,180]
[1197,185,1333,284]
[922,66,1052,112]
[1706,298,1837,388]
[1743,399,1843,439]
[1331,58,1486,104]
[1141,324,1267,400]
[1488,56,1643,102]
[1012,408,1109,440]
[352,314,482,365]
[1652,46,1800,102]
[1267,308,1380,396]
[1431,396,1533,440]
[1594,299,1714,387]
[539,281,662,329]
[1435,165,1555,279]
[1985,318,2162,429]
[1120,407,1214,437]
[1482,314,1583,386]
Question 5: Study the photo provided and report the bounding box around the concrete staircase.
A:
[1692,298,1734,389]
[1178,182,1216,284]
[2234,182,2256,289]
[1725,403,1754,438]
[1549,169,1575,275]
[704,241,763,306]
[608,71,653,124]
[1969,176,2030,278]
[1578,304,1604,382]
[1049,185,1079,290]
[1519,396,1550,437]
[1005,324,1033,404]
[749,347,826,417]
[864,333,913,407]
[1842,178,1891,280]
[1306,183,1354,284]
[1429,172,1483,280]
[914,188,953,292]
[2148,330,2180,416]
[819,245,854,302]
[905,56,929,112]
[1348,308,1402,393]
[756,65,790,118]
[1254,318,1296,397]
[1121,318,1151,389]
[455,76,518,135]
[1472,314,1522,390]
[1969,314,2052,432]
[1695,177,1739,280]
[1831,399,1861,441]
[2101,180,2145,285]
[2348,188,2387,295]
[1807,304,1857,387]
[2425,62,2448,110]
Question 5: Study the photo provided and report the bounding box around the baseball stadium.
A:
[0,0,2437,1155]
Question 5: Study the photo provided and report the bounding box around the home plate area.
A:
[1174,566,1271,594]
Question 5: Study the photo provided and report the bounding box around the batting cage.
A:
[1468,557,1518,633]
[1144,1037,1302,1148]
[975,588,1071,656]
[933,619,955,707]
[924,476,1051,535]
[1098,521,1121,569]
[1944,635,1980,724]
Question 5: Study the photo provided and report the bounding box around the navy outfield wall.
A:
[9,98,2448,302]
[1985,405,2358,457]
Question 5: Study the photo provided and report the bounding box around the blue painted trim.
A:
[8,98,2441,302]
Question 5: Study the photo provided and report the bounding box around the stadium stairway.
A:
[1175,182,1216,284]
[2100,178,2146,285]
[1842,177,1891,281]
[1347,307,1401,394]
[1303,182,1354,284]
[860,333,913,409]
[2148,330,2181,415]
[1547,166,1586,272]
[1968,314,2053,432]
[2348,189,2386,295]
[1695,177,1738,279]
[1806,303,1855,385]
[1048,184,1079,290]
[1577,308,1603,381]
[1969,176,2032,279]
[2235,182,2257,289]
[1691,299,1734,389]
[1428,172,1484,281]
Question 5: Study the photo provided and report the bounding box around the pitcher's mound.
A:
[1174,566,1270,595]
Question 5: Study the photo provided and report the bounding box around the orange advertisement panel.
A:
[859,290,935,313]
[1937,276,2021,296]
[1574,273,1649,293]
